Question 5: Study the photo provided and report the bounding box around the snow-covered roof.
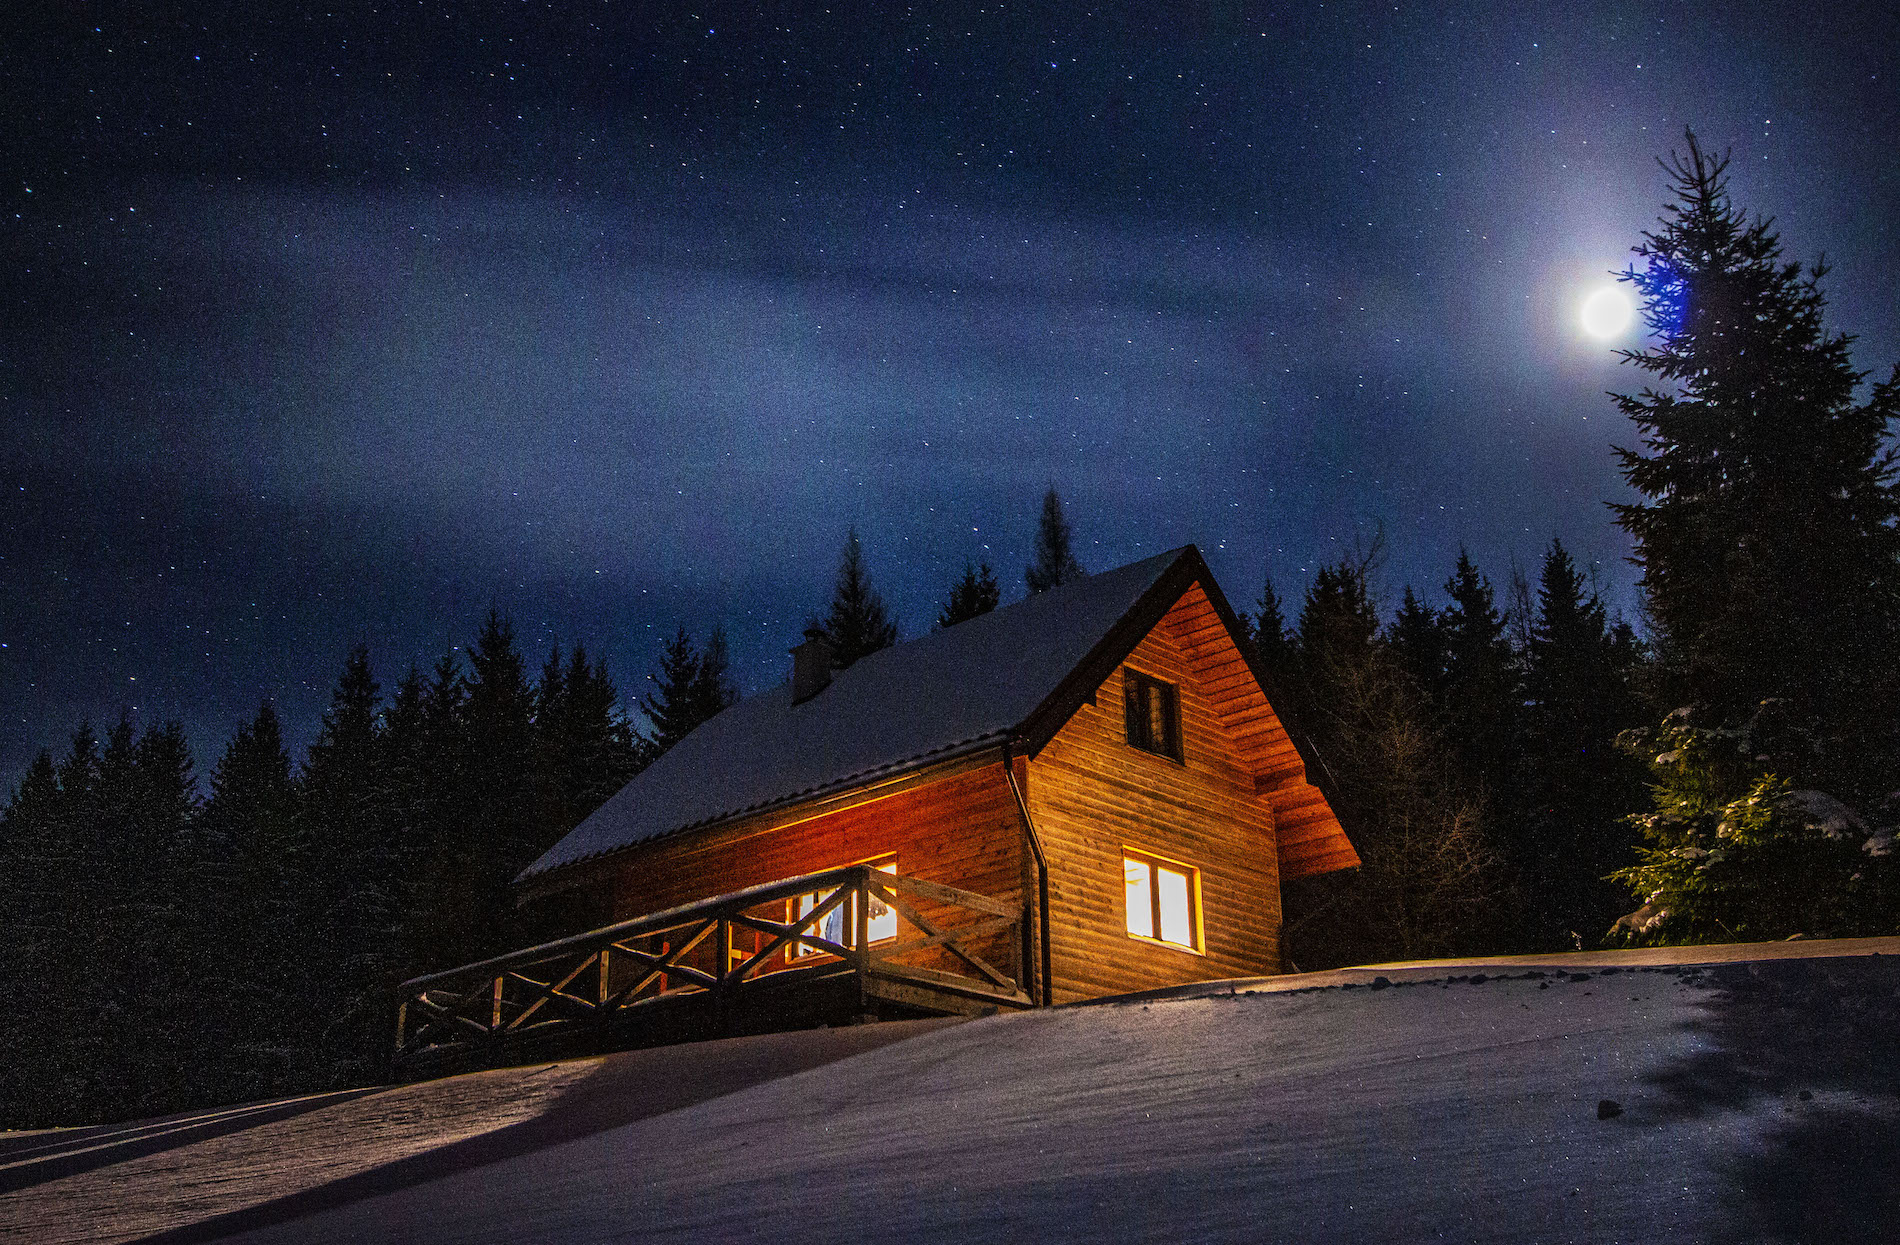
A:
[519,547,1192,883]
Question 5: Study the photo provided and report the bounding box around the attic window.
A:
[1123,851,1200,951]
[1123,668,1182,761]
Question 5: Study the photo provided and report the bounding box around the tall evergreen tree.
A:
[459,611,539,960]
[1608,132,1900,941]
[0,747,75,1124]
[299,646,396,1084]
[1385,586,1446,706]
[1611,130,1900,790]
[1516,541,1648,947]
[1280,559,1504,968]
[197,702,308,1103]
[689,628,738,726]
[1024,488,1085,593]
[642,627,710,755]
[937,560,1000,628]
[1438,550,1518,796]
[823,528,898,667]
[1248,576,1297,694]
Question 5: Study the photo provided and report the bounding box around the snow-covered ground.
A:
[5,940,1897,1244]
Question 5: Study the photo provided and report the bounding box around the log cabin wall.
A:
[599,758,1029,983]
[1027,584,1283,1003]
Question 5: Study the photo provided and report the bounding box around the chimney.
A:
[790,628,834,704]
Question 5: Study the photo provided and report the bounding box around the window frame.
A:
[1121,848,1204,954]
[1122,667,1184,762]
[788,856,898,960]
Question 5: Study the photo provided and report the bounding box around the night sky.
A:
[4,2,1897,781]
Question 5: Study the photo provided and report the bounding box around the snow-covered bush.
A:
[1607,703,1897,945]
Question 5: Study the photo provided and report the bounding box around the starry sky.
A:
[4,1,1897,782]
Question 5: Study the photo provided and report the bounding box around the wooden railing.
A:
[394,865,1031,1068]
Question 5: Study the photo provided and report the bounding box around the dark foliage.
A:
[1516,541,1649,947]
[1279,557,1506,970]
[1611,130,1900,791]
[0,617,646,1129]
[1609,132,1900,941]
[1024,488,1085,593]
[937,560,1000,628]
[821,528,898,667]
[640,626,737,756]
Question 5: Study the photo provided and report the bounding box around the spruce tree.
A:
[689,628,738,726]
[1608,132,1900,940]
[460,612,538,959]
[1386,586,1446,706]
[300,646,395,1084]
[198,702,308,1103]
[1611,130,1900,789]
[937,560,1000,628]
[642,628,708,755]
[823,528,898,667]
[1248,577,1297,693]
[1439,551,1518,793]
[1280,559,1504,968]
[0,749,68,1125]
[1024,489,1085,593]
[1517,541,1647,947]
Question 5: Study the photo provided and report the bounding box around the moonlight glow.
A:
[1581,286,1634,339]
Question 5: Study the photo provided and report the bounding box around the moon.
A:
[1580,286,1634,339]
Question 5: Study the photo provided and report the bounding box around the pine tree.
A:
[642,628,708,755]
[1611,130,1900,791]
[381,663,438,974]
[561,645,642,813]
[1607,132,1900,940]
[0,749,68,1124]
[937,561,1000,628]
[689,628,738,726]
[1517,541,1648,947]
[823,528,898,667]
[1386,586,1446,706]
[460,611,538,960]
[300,645,396,1084]
[1280,559,1504,968]
[1439,551,1518,793]
[1024,489,1085,593]
[122,721,200,1113]
[1248,577,1297,693]
[198,702,308,1103]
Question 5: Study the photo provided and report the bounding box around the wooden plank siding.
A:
[1025,587,1287,1003]
[602,759,1030,988]
[553,572,1353,1008]
[1167,583,1360,881]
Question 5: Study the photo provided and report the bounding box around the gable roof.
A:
[519,545,1353,886]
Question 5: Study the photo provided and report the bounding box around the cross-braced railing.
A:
[394,864,1031,1067]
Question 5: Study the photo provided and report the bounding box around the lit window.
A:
[1123,669,1182,761]
[1123,851,1199,950]
[793,859,897,957]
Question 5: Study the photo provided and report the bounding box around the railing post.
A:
[597,946,611,1010]
[394,999,409,1059]
[853,868,870,968]
[714,917,734,1034]
[491,976,504,1032]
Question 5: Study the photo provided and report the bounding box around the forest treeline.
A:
[0,508,1644,1127]
[5,131,1898,1128]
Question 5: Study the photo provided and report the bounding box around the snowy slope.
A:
[6,943,1897,1244]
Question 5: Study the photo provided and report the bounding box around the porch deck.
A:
[393,864,1034,1076]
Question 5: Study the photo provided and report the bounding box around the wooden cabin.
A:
[395,546,1356,1069]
